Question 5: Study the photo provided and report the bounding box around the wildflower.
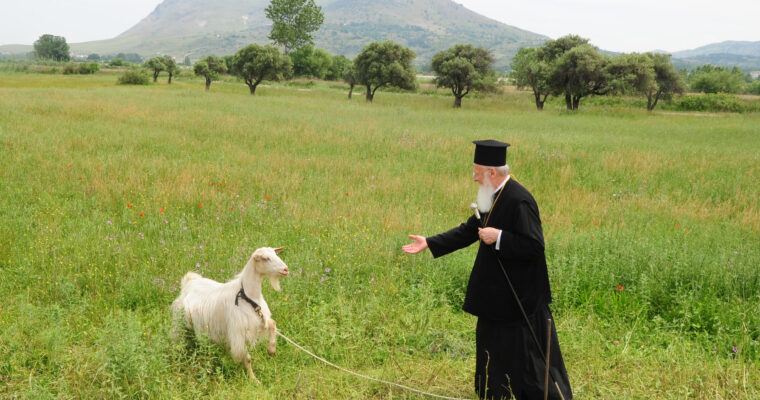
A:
[160,209,164,213]
[594,221,598,225]
[139,213,144,217]
[613,340,619,345]
[320,275,327,283]
[196,262,201,268]
[199,203,203,208]
[127,204,131,208]
[713,346,718,351]
[676,225,680,229]
[265,196,270,200]
[68,164,72,168]
[325,268,331,273]
[107,220,113,225]
[617,285,623,291]
[229,206,233,210]
[732,346,738,353]
[345,193,349,196]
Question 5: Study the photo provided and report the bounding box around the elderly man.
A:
[402,140,572,400]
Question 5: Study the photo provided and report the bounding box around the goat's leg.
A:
[230,335,260,384]
[267,318,277,356]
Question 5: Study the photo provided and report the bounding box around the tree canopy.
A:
[231,44,292,95]
[431,44,496,108]
[34,34,70,62]
[290,45,332,79]
[265,0,324,54]
[354,41,416,102]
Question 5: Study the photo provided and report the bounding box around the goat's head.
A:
[250,247,289,291]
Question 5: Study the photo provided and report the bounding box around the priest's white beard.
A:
[476,179,495,214]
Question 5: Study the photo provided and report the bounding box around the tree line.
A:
[27,0,760,106]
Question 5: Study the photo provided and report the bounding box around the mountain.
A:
[1,0,549,70]
[672,41,760,58]
[670,41,760,71]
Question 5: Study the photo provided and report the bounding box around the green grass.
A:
[1,72,759,399]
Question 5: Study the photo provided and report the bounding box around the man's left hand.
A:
[478,227,500,245]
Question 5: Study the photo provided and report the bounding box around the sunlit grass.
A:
[1,71,758,399]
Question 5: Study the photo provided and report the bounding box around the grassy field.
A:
[1,71,759,399]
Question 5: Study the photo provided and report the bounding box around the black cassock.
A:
[426,179,572,400]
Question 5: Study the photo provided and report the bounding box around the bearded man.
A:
[402,140,572,400]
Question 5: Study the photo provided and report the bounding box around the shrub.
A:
[77,62,99,74]
[117,69,150,85]
[62,63,77,75]
[669,94,748,113]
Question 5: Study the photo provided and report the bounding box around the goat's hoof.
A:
[267,345,276,356]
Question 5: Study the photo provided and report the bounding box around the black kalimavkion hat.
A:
[473,140,510,166]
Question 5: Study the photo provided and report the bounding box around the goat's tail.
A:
[181,272,202,288]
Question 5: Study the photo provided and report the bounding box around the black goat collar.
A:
[235,286,264,320]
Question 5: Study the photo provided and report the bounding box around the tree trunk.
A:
[249,84,257,95]
[453,95,462,108]
[365,85,373,102]
[205,78,211,91]
[168,73,173,84]
[572,96,580,110]
[565,93,572,110]
[534,92,544,110]
[348,83,354,99]
[647,89,662,111]
[153,72,159,82]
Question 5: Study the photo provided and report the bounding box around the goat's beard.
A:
[476,179,495,214]
[269,276,281,292]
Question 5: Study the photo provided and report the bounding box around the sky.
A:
[1,0,758,53]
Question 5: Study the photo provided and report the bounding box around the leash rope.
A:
[276,331,473,400]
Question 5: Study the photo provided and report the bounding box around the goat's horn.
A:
[273,246,286,254]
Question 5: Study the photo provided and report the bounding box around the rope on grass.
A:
[277,331,473,400]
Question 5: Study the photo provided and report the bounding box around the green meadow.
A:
[1,71,758,399]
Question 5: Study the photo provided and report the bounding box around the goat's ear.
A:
[253,253,267,261]
[273,247,286,254]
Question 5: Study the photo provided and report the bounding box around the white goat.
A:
[171,246,289,382]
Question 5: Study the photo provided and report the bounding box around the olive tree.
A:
[231,44,292,95]
[194,55,226,90]
[34,34,70,61]
[144,57,166,82]
[431,44,497,108]
[354,41,416,102]
[510,47,553,110]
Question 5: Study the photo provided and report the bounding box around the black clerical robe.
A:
[426,178,572,400]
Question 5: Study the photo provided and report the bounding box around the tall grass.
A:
[1,73,758,399]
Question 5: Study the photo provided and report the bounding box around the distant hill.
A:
[671,41,760,71]
[672,41,760,58]
[1,0,549,71]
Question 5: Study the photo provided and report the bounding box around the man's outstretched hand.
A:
[402,235,428,254]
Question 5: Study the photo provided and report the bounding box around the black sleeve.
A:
[426,214,480,258]
[497,201,545,261]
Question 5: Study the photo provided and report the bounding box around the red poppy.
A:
[139,213,144,217]
[617,285,623,291]
[229,206,233,210]
[160,209,164,213]
[594,221,598,225]
[79,177,83,180]
[211,183,214,186]
[265,196,270,200]
[676,225,680,229]
[127,204,131,208]
[345,193,349,196]
[199,203,203,208]
[685,228,689,233]
[68,164,72,168]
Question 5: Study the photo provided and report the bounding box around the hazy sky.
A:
[1,0,758,53]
